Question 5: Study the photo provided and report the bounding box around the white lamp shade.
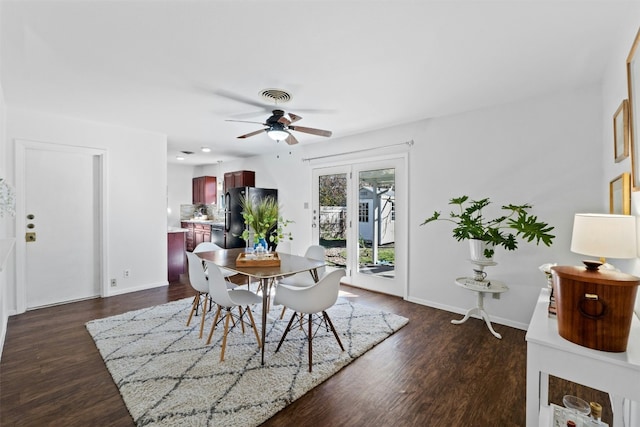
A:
[570,213,637,259]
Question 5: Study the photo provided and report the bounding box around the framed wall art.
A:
[626,28,640,190]
[609,172,631,215]
[613,99,629,162]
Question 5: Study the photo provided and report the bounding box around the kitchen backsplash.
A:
[180,204,224,221]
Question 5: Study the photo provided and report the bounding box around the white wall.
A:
[4,107,168,313]
[409,87,603,328]
[167,163,196,228]
[602,24,640,317]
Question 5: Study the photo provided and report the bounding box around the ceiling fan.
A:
[227,109,333,145]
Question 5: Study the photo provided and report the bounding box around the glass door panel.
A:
[313,167,350,274]
[357,168,395,279]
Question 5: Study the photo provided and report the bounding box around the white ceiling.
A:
[2,0,639,165]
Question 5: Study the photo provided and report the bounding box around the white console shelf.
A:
[525,288,640,427]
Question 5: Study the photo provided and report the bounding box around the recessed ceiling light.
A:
[176,155,185,161]
[201,147,211,153]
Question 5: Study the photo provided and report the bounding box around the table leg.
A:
[451,291,502,339]
[309,268,319,282]
[261,277,268,365]
[451,307,480,325]
[479,309,502,339]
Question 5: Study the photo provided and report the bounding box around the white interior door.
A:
[312,156,407,297]
[16,140,104,310]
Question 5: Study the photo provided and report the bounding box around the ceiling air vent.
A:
[259,88,291,104]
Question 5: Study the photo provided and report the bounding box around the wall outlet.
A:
[124,269,131,279]
[110,278,117,287]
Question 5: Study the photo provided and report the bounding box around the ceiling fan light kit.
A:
[267,128,290,141]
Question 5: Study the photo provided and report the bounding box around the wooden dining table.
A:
[195,247,325,365]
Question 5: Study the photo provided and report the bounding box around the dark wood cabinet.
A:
[167,231,186,281]
[181,221,211,252]
[192,176,217,204]
[223,170,255,192]
[193,223,211,249]
[181,222,195,251]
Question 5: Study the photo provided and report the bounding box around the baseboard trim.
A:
[105,280,168,297]
[406,295,528,331]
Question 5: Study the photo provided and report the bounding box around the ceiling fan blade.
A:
[285,133,299,145]
[214,89,270,109]
[277,116,291,126]
[289,125,332,137]
[277,112,303,126]
[287,112,302,124]
[226,119,267,125]
[238,129,267,139]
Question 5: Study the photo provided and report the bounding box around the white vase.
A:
[469,239,493,262]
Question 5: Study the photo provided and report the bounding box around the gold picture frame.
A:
[609,172,631,215]
[626,28,640,190]
[614,99,629,162]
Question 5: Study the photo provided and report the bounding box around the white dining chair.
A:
[193,242,236,283]
[205,260,262,361]
[273,269,346,372]
[185,251,214,338]
[278,244,326,318]
[275,240,292,254]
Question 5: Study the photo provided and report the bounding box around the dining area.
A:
[188,244,343,369]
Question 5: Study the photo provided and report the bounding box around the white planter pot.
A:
[469,239,494,262]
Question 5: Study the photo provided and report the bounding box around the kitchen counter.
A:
[168,227,189,233]
[181,219,224,226]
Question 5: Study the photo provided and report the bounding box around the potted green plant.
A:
[239,194,293,248]
[420,196,555,259]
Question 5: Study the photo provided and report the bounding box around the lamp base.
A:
[582,260,603,271]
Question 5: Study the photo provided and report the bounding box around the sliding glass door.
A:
[312,157,406,296]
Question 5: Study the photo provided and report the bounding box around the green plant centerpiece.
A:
[420,196,555,259]
[239,194,292,247]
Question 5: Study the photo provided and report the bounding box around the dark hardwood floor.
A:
[1,276,611,426]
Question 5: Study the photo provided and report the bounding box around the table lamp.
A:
[570,213,637,271]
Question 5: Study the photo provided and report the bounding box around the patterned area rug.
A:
[86,297,408,426]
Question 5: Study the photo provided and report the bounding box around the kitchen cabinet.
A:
[181,222,194,251]
[167,230,186,281]
[193,223,211,249]
[181,221,212,252]
[224,170,255,192]
[192,176,217,204]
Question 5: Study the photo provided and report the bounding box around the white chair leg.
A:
[206,306,222,345]
[186,293,200,326]
[220,310,232,361]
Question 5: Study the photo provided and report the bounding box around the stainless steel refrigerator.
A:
[224,187,278,249]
